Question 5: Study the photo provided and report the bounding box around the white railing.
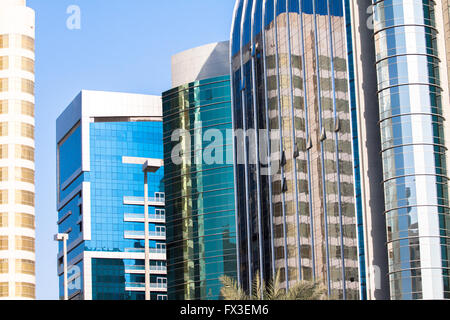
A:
[126,282,145,288]
[124,230,166,238]
[150,248,166,254]
[126,282,168,289]
[152,283,167,289]
[125,265,145,271]
[124,213,165,221]
[124,247,166,254]
[123,196,165,204]
[150,266,167,272]
[125,265,167,272]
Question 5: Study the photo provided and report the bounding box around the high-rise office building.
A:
[230,0,450,300]
[0,0,36,300]
[56,90,167,300]
[231,0,364,300]
[372,0,450,300]
[163,42,238,300]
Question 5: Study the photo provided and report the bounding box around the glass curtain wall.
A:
[163,75,238,300]
[373,0,450,299]
[231,0,361,299]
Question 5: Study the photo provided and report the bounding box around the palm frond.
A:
[270,269,286,300]
[220,270,329,300]
[251,271,264,300]
[220,275,249,300]
[286,280,328,300]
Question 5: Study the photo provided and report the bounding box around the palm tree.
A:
[220,270,328,300]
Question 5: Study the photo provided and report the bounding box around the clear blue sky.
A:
[28,0,235,300]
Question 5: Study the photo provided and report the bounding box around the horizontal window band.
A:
[378,112,445,124]
[375,52,441,65]
[377,82,442,95]
[384,204,450,215]
[373,23,438,37]
[382,173,450,184]
[380,142,447,154]
[388,234,450,244]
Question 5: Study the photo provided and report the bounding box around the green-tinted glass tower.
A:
[162,42,238,300]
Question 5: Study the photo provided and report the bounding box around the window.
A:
[21,79,34,95]
[15,236,34,252]
[15,213,34,229]
[156,226,165,234]
[15,167,34,184]
[157,294,168,300]
[0,78,8,92]
[156,277,167,287]
[0,282,8,297]
[155,209,165,215]
[15,282,35,299]
[0,101,7,114]
[0,167,7,181]
[16,123,34,139]
[20,101,34,117]
[0,56,8,71]
[0,259,7,274]
[15,145,34,161]
[15,190,34,206]
[20,57,34,73]
[0,236,8,250]
[155,192,165,201]
[0,123,7,136]
[0,35,8,49]
[0,145,7,159]
[0,213,7,227]
[21,36,34,52]
[0,190,7,205]
[15,259,34,275]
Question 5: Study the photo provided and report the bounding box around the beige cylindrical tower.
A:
[0,0,36,300]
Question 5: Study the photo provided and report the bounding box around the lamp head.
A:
[54,233,68,241]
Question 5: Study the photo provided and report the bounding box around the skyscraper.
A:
[372,0,450,300]
[230,0,450,300]
[56,90,167,300]
[231,0,362,300]
[0,0,36,300]
[162,42,238,300]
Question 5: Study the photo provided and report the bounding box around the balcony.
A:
[124,247,166,254]
[125,282,167,292]
[124,265,167,275]
[124,213,165,223]
[124,230,166,240]
[123,196,165,207]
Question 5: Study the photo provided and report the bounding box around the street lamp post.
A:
[143,164,150,300]
[54,233,69,300]
[142,159,163,301]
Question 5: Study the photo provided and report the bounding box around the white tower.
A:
[0,0,36,299]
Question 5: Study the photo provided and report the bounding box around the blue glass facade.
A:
[373,0,450,299]
[56,92,167,300]
[85,122,164,254]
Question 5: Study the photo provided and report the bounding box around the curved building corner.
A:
[163,41,238,300]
